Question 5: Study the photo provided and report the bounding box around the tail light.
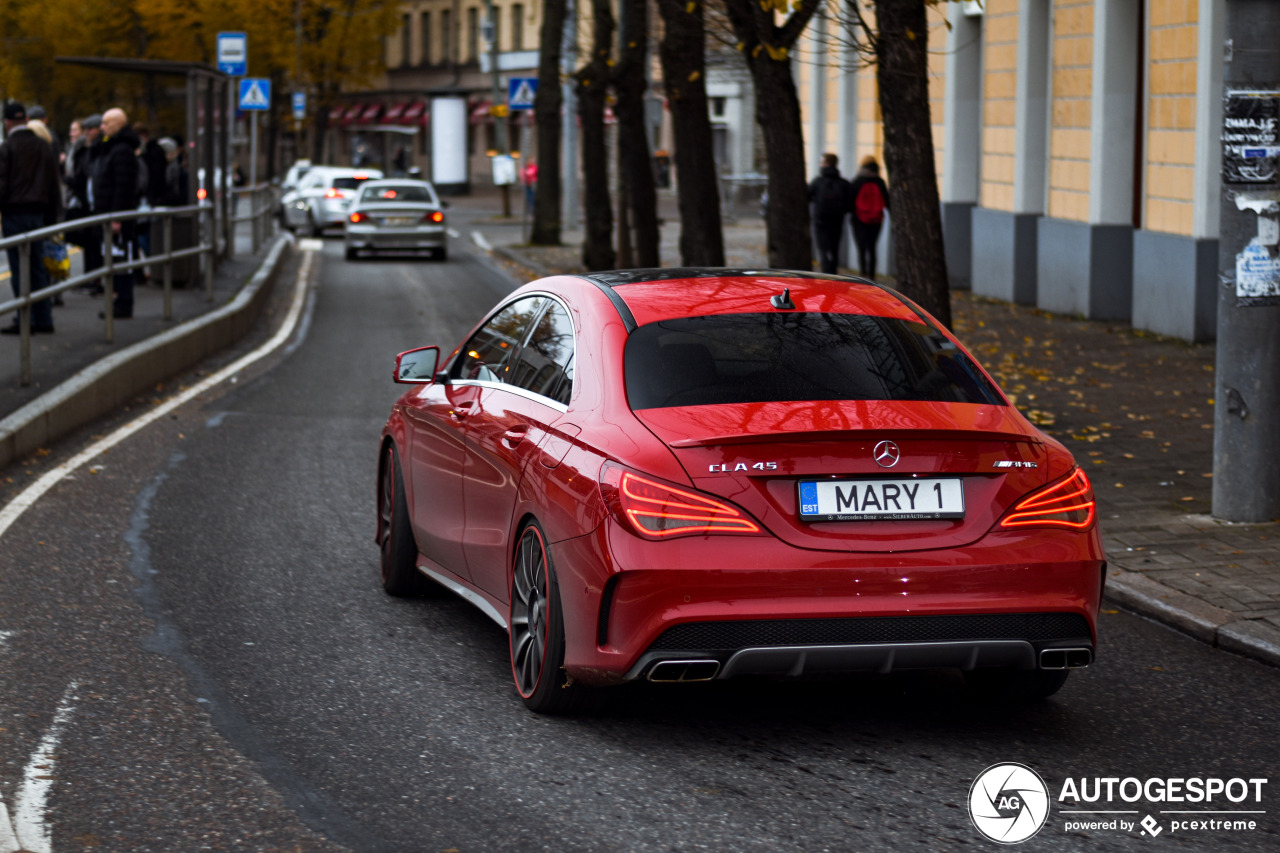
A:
[601,465,761,539]
[324,188,347,199]
[349,212,365,223]
[1000,468,1095,530]
[423,210,445,224]
[196,188,207,200]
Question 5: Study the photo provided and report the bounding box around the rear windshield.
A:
[624,312,1004,410]
[360,185,435,203]
[333,176,374,189]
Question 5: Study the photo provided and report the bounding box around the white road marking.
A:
[470,230,492,252]
[297,238,324,252]
[446,227,460,240]
[0,629,14,653]
[6,682,80,853]
[0,248,315,541]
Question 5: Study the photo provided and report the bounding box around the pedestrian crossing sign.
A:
[508,77,538,111]
[239,78,271,111]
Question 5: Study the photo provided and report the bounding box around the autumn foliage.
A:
[0,0,398,131]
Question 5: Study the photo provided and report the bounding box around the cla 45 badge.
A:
[709,462,779,473]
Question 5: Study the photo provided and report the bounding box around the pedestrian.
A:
[393,145,407,177]
[66,113,103,290]
[93,107,141,319]
[155,137,186,206]
[26,106,60,154]
[522,159,537,211]
[135,122,167,267]
[0,102,62,335]
[807,153,851,275]
[849,155,890,280]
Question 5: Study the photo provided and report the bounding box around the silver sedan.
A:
[343,180,449,261]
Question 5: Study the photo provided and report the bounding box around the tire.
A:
[377,444,430,597]
[964,668,1070,702]
[509,521,598,714]
[345,246,358,261]
[435,246,448,261]
[308,211,323,238]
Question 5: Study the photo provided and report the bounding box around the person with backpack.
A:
[849,155,890,280]
[807,153,852,274]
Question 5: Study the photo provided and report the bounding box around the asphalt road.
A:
[1,233,1278,852]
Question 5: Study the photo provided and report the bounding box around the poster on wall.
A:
[1222,90,1280,184]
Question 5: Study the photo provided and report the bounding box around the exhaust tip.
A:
[648,660,721,683]
[1039,647,1092,670]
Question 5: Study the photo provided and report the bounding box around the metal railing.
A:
[230,183,277,257]
[0,205,213,387]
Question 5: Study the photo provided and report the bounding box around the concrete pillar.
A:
[942,2,982,290]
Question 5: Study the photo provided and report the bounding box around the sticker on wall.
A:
[1223,90,1280,185]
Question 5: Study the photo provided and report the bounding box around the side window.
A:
[452,297,545,383]
[510,300,575,404]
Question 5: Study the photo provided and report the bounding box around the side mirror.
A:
[394,345,440,384]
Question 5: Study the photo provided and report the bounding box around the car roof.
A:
[577,268,926,328]
[309,166,383,180]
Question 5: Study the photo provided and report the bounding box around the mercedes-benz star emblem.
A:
[873,440,901,468]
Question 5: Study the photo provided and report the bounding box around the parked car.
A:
[274,159,313,216]
[281,166,383,236]
[343,179,449,261]
[377,270,1104,713]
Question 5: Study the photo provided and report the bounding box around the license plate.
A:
[798,478,964,521]
[383,216,417,226]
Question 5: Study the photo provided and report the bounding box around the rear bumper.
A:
[554,521,1104,685]
[345,225,445,250]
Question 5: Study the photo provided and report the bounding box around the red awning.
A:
[401,101,427,125]
[341,103,364,125]
[469,99,492,124]
[356,103,382,124]
[383,102,408,122]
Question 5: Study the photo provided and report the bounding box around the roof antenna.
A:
[770,287,796,310]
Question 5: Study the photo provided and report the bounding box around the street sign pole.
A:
[1213,0,1280,522]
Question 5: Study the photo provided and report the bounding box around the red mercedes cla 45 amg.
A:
[377,270,1104,713]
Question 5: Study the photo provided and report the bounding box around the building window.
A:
[710,97,727,119]
[441,9,452,64]
[467,7,480,63]
[421,12,431,65]
[401,13,412,66]
[512,4,524,51]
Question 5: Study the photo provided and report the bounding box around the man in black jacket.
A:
[93,107,140,319]
[807,153,852,275]
[0,102,62,334]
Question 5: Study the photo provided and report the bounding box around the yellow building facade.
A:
[798,0,1223,342]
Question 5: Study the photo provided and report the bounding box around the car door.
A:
[285,172,323,228]
[462,298,575,599]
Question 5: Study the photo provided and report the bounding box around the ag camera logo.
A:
[969,763,1051,844]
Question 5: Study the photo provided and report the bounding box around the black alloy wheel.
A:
[509,522,597,713]
[377,444,429,597]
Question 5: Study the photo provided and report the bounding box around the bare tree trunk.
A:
[531,0,568,245]
[577,0,616,271]
[723,0,821,271]
[615,0,660,267]
[656,0,724,266]
[873,0,950,326]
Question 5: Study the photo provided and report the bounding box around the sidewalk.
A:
[1,225,286,467]
[462,186,1280,669]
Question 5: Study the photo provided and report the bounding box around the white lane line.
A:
[470,230,492,252]
[0,248,316,542]
[446,227,460,240]
[0,801,18,853]
[8,682,79,853]
[0,629,14,653]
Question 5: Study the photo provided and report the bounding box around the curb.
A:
[490,243,551,281]
[1105,567,1280,668]
[0,237,294,471]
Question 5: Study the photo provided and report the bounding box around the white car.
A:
[281,166,383,236]
[344,179,449,261]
